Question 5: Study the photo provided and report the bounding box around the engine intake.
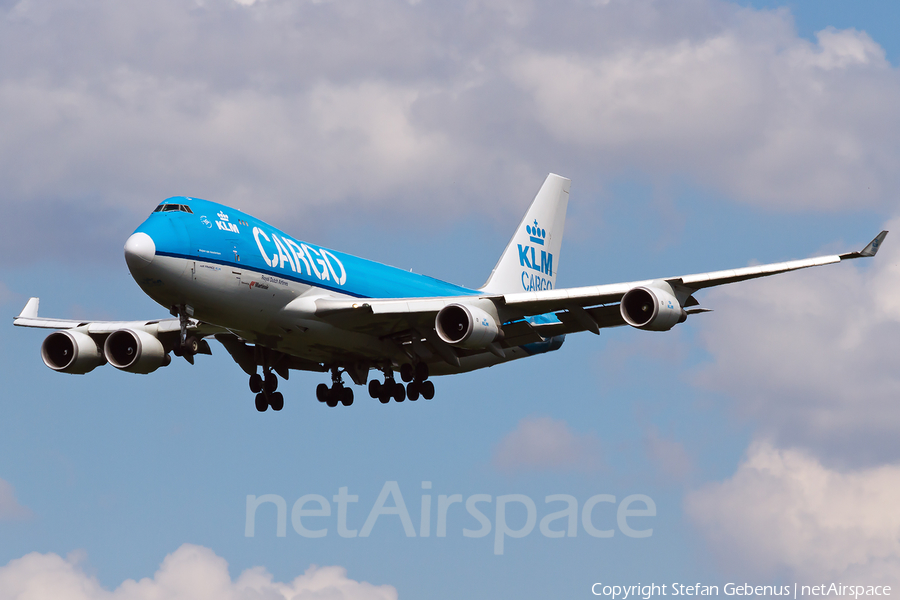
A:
[435,303,500,349]
[620,286,687,331]
[104,328,169,373]
[41,331,105,374]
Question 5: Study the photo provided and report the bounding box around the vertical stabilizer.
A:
[480,174,570,294]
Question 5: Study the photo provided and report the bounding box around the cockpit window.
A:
[153,203,193,214]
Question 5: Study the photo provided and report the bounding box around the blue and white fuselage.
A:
[126,196,559,377]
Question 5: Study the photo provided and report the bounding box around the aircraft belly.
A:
[247,318,400,365]
[427,346,532,376]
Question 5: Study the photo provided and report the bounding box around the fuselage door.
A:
[229,240,242,287]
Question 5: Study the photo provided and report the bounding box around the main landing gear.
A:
[250,369,284,412]
[252,362,436,411]
[368,363,434,404]
[316,367,354,408]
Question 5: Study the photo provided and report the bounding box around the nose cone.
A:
[124,232,156,272]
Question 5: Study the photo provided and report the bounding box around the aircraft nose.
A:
[124,232,156,271]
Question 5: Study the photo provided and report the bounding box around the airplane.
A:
[14,174,888,412]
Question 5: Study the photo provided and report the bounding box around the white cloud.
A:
[0,478,32,521]
[693,219,900,465]
[0,74,463,217]
[686,441,900,584]
[492,415,602,472]
[0,543,397,600]
[509,22,898,209]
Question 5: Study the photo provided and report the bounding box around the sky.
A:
[1,0,900,598]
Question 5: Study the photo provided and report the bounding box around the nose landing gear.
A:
[170,304,205,364]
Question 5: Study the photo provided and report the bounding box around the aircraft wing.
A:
[307,231,888,354]
[13,298,226,339]
[500,229,887,317]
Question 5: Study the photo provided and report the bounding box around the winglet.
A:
[18,297,39,319]
[860,230,888,257]
[840,231,888,260]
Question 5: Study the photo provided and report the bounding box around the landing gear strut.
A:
[317,367,354,407]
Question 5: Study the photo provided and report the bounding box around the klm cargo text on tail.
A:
[519,219,553,291]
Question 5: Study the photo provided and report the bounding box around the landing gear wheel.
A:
[184,336,200,354]
[249,373,263,394]
[378,393,391,404]
[255,393,268,412]
[316,383,329,402]
[400,363,414,383]
[407,382,420,401]
[421,380,435,400]
[326,390,339,408]
[368,379,382,398]
[393,382,406,403]
[270,391,284,411]
[415,362,429,382]
[340,387,354,406]
[265,372,278,393]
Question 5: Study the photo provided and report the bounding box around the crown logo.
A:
[217,211,229,222]
[526,219,546,245]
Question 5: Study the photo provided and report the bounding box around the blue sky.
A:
[1,1,900,598]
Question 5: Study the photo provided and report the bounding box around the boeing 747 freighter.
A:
[14,175,887,412]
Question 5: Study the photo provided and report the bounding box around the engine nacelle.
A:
[620,286,687,331]
[41,331,105,374]
[435,303,501,349]
[103,328,170,374]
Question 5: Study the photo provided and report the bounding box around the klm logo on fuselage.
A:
[518,219,553,291]
[216,211,239,234]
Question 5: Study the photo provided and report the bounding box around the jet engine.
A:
[435,303,500,349]
[41,330,105,374]
[620,286,687,331]
[103,328,170,373]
